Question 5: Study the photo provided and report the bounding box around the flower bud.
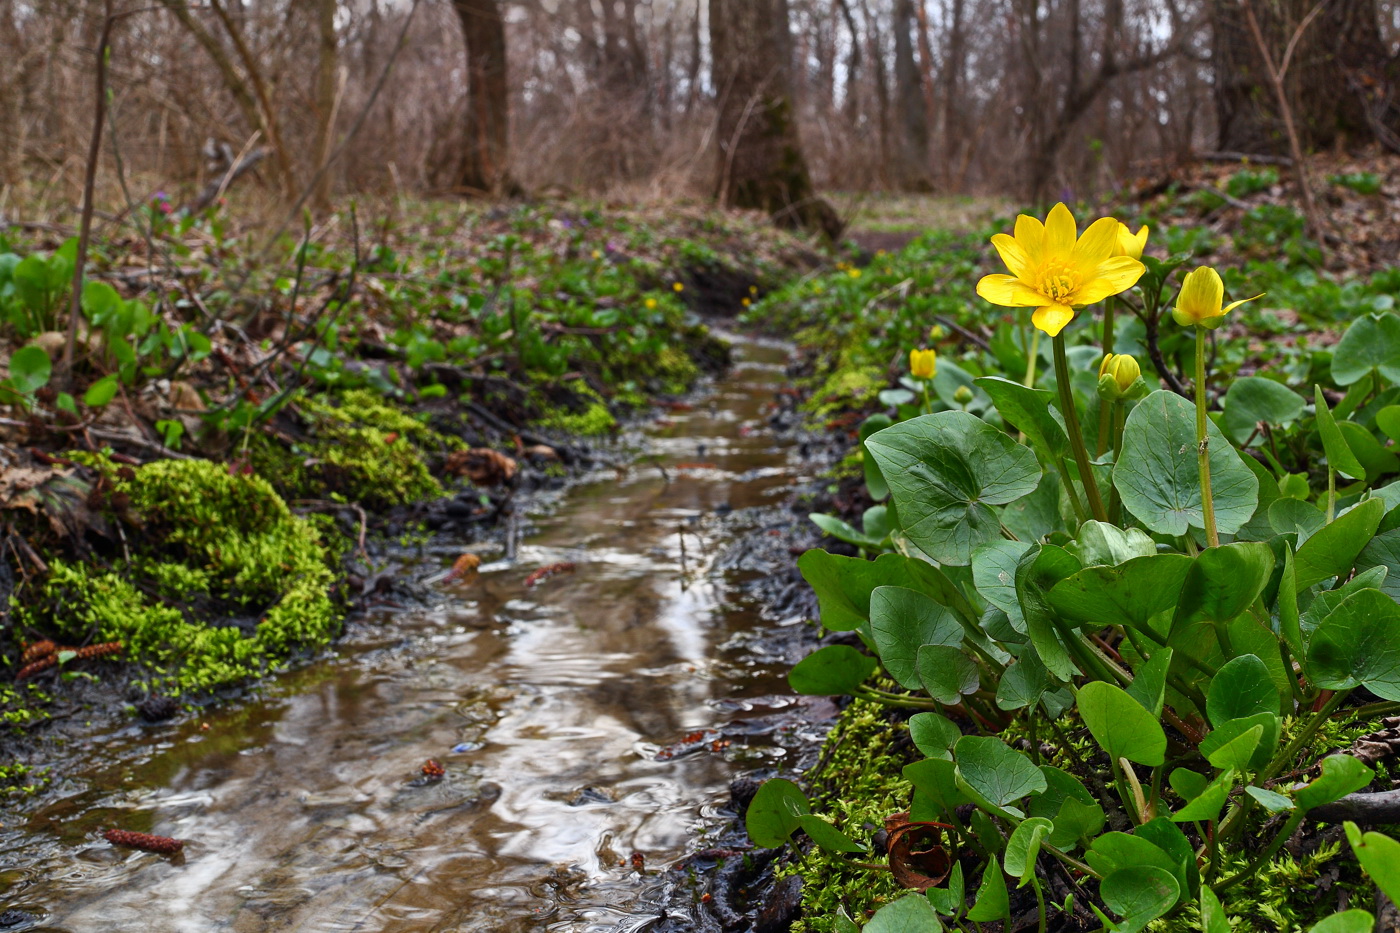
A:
[1098,353,1144,401]
[909,347,937,380]
[953,386,974,405]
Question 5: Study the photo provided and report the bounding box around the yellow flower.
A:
[1098,353,1143,400]
[849,268,862,279]
[976,203,1146,338]
[591,249,602,259]
[749,285,758,295]
[1170,266,1262,330]
[645,298,658,310]
[909,348,937,379]
[1114,223,1149,260]
[673,282,684,292]
[741,297,751,307]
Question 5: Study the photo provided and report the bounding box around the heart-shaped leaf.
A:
[917,644,980,705]
[788,645,877,696]
[745,779,810,847]
[1101,866,1180,931]
[1223,376,1305,444]
[1307,588,1400,699]
[1207,654,1279,726]
[1294,497,1385,590]
[871,586,964,690]
[1078,681,1167,766]
[953,736,1047,813]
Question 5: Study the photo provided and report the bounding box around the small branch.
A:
[1309,789,1400,825]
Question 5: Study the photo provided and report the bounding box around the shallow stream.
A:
[0,337,816,932]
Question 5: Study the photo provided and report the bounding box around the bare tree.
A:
[311,0,339,212]
[711,0,842,238]
[893,0,932,190]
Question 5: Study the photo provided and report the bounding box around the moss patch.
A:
[16,458,339,696]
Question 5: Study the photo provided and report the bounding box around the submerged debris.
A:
[420,760,446,781]
[16,641,122,680]
[103,829,184,855]
[523,562,575,588]
[444,449,517,487]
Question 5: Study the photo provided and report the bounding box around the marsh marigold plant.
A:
[976,203,1146,337]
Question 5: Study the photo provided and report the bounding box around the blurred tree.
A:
[452,0,518,196]
[1214,0,1400,155]
[311,0,339,213]
[711,0,842,238]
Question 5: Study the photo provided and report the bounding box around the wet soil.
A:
[0,336,834,933]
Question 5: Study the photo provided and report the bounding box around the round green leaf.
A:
[1207,654,1279,726]
[1307,587,1400,699]
[8,345,51,395]
[953,735,1047,810]
[1078,681,1166,766]
[1294,496,1385,590]
[908,713,962,761]
[965,860,1009,923]
[1331,312,1400,386]
[797,814,865,854]
[84,374,120,408]
[864,893,943,933]
[1101,866,1180,928]
[1174,542,1274,628]
[871,586,963,690]
[1048,553,1193,630]
[917,644,979,705]
[1296,755,1374,811]
[1314,386,1366,480]
[971,540,1031,629]
[745,778,810,848]
[1309,910,1377,933]
[1113,390,1258,536]
[865,412,1040,566]
[1222,376,1305,444]
[1346,821,1400,909]
[788,645,877,696]
[1003,816,1052,883]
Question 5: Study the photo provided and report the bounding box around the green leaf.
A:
[745,778,810,848]
[1294,497,1385,590]
[1207,655,1279,726]
[1065,521,1157,568]
[1201,721,1264,772]
[1309,910,1377,933]
[810,513,884,551]
[1337,421,1399,481]
[1049,796,1106,851]
[798,550,959,633]
[1101,867,1179,931]
[1346,821,1400,907]
[1087,832,1182,882]
[996,652,1051,711]
[1200,886,1231,933]
[1016,545,1083,681]
[953,735,1047,812]
[1269,497,1327,546]
[1296,756,1374,811]
[1078,681,1167,766]
[904,758,971,816]
[974,376,1068,460]
[970,540,1031,630]
[1003,817,1052,884]
[1174,542,1274,628]
[1331,312,1400,385]
[1314,386,1366,480]
[871,586,964,690]
[965,861,1009,923]
[1377,406,1400,444]
[1113,389,1259,536]
[1048,554,1192,630]
[788,645,877,696]
[1171,769,1236,823]
[1245,786,1295,813]
[84,374,119,408]
[864,893,943,933]
[861,414,895,500]
[908,713,962,761]
[1356,528,1400,600]
[1222,377,1305,444]
[865,412,1040,565]
[926,861,965,917]
[1307,587,1400,700]
[8,345,51,395]
[917,644,980,705]
[797,814,865,854]
[1125,647,1172,717]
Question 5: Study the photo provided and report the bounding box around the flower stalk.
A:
[1054,335,1107,522]
[1194,327,1220,547]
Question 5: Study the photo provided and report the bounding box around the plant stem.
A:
[1109,402,1126,523]
[1053,334,1107,521]
[1194,327,1220,547]
[1057,456,1089,523]
[1214,810,1308,893]
[1327,467,1336,523]
[1025,328,1041,387]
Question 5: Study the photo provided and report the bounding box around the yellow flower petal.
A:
[1222,293,1265,314]
[1072,217,1119,268]
[1014,213,1046,263]
[1074,256,1146,305]
[1116,224,1149,260]
[1044,203,1078,255]
[1032,305,1076,336]
[977,274,1047,308]
[1175,266,1225,325]
[991,233,1034,279]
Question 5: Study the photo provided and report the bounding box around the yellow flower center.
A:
[1038,262,1081,303]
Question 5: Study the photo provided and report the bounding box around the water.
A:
[0,337,813,932]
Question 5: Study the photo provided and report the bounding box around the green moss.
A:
[786,699,911,932]
[803,365,885,421]
[542,400,616,436]
[17,458,339,695]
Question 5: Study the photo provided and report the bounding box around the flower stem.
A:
[1096,302,1117,456]
[1109,402,1126,524]
[1053,334,1107,522]
[1025,328,1041,387]
[1194,327,1220,547]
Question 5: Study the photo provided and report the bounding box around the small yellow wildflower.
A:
[673,282,684,293]
[909,348,937,379]
[741,297,751,307]
[1113,223,1149,260]
[1170,266,1262,330]
[749,285,758,295]
[976,203,1146,338]
[591,249,602,260]
[849,268,862,279]
[645,298,658,310]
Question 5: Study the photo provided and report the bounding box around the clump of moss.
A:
[785,699,911,932]
[257,389,453,508]
[802,364,886,421]
[17,458,339,695]
[536,382,619,436]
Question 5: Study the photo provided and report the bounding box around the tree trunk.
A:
[941,0,965,185]
[711,0,842,240]
[893,0,931,190]
[1214,0,1399,154]
[452,0,517,197]
[311,0,338,213]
